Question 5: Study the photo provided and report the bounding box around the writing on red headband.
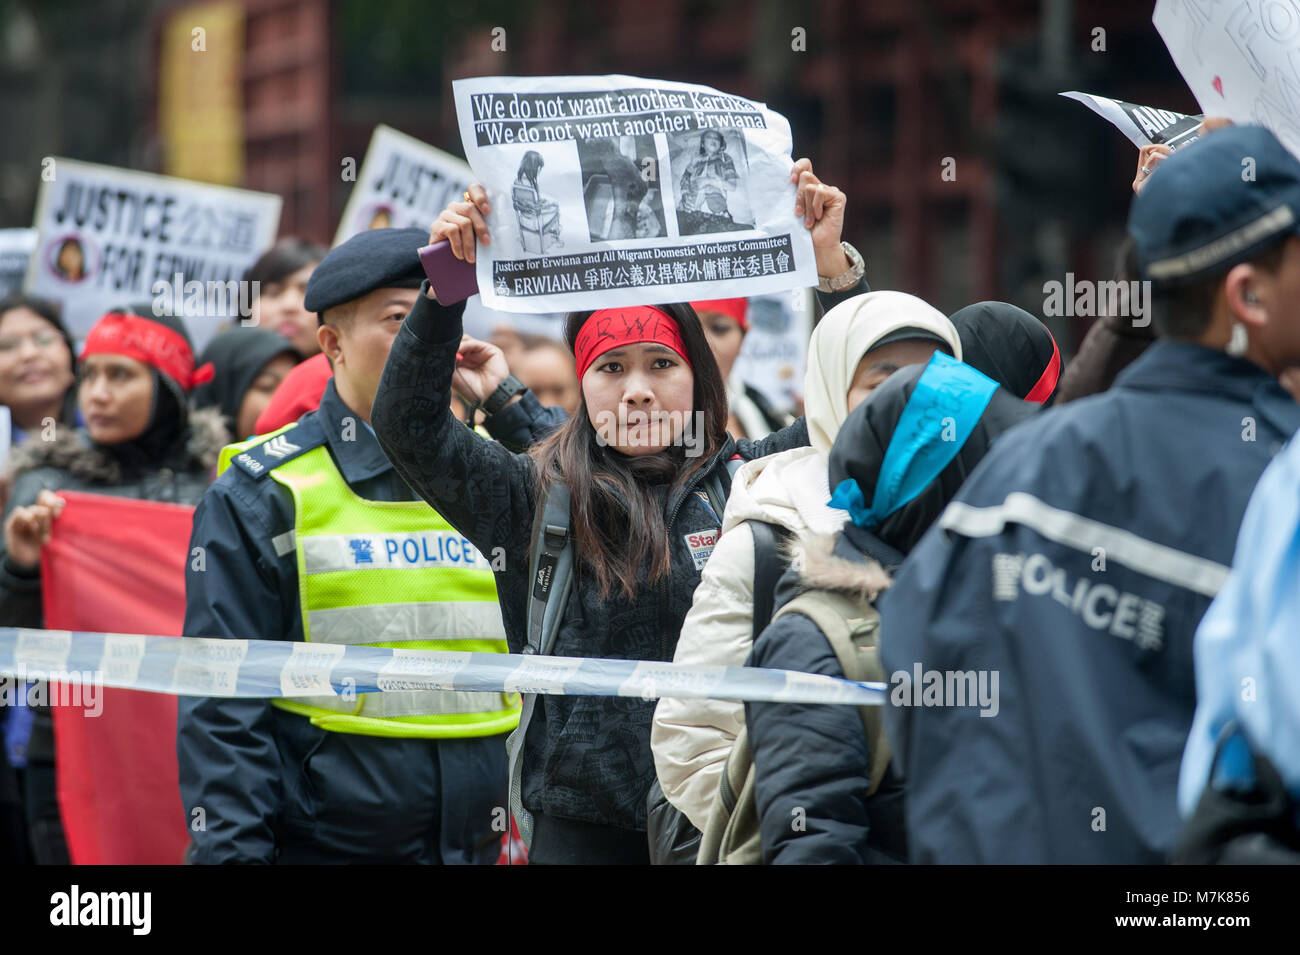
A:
[80,313,214,392]
[574,306,692,379]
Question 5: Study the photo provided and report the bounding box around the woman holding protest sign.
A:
[0,303,226,863]
[372,160,850,864]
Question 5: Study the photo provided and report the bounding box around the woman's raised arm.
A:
[372,288,537,572]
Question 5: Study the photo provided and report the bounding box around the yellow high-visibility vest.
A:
[218,425,520,739]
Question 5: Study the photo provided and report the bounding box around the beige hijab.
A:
[803,290,962,459]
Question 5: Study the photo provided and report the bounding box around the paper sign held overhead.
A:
[452,75,817,313]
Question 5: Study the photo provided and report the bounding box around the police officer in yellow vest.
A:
[177,228,520,863]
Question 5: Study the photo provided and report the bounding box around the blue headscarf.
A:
[827,353,1035,554]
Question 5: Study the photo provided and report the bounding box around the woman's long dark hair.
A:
[531,302,729,601]
[517,151,544,191]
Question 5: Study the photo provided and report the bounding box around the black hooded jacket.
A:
[744,363,1036,863]
[191,327,300,440]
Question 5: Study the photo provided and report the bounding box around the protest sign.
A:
[42,492,194,865]
[0,228,38,298]
[733,288,812,413]
[24,159,281,348]
[1061,91,1202,150]
[1154,0,1300,157]
[333,124,476,246]
[452,75,817,313]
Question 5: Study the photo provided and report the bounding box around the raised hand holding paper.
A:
[451,75,817,313]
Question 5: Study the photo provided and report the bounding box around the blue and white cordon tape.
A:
[0,628,885,706]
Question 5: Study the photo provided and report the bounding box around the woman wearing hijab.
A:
[190,327,301,444]
[742,355,1037,863]
[0,304,226,863]
[948,301,1062,405]
[651,290,963,838]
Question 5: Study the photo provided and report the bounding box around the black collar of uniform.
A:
[315,378,395,484]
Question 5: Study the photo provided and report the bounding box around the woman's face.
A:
[251,262,319,356]
[57,242,85,280]
[699,311,744,382]
[235,352,298,439]
[0,308,75,414]
[79,353,154,445]
[703,134,722,155]
[582,341,696,456]
[845,339,946,414]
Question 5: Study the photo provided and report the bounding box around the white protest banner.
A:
[1060,91,1202,150]
[24,159,281,346]
[1154,0,1300,157]
[733,288,812,413]
[333,124,475,246]
[452,75,817,313]
[0,229,38,298]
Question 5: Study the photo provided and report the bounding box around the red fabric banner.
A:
[42,491,195,865]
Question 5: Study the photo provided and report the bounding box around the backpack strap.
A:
[749,520,791,642]
[773,589,891,794]
[507,480,575,848]
[701,455,744,524]
[697,724,763,865]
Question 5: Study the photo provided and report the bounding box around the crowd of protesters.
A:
[1,116,1299,865]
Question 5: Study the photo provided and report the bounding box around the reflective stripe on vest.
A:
[220,430,519,739]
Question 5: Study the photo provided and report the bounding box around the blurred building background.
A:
[0,0,1195,352]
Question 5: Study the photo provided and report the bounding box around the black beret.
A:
[303,227,427,314]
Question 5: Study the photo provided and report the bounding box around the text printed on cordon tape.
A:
[0,628,884,707]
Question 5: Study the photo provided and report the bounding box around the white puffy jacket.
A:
[651,445,845,831]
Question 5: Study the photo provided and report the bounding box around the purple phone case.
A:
[418,240,479,304]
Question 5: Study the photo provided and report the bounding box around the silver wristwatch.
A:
[817,241,865,293]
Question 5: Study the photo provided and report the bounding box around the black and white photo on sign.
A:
[668,127,754,235]
[504,146,576,255]
[576,134,666,242]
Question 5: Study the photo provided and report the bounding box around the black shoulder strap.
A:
[749,520,791,642]
[702,456,745,523]
[525,481,574,656]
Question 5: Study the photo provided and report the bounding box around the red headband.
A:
[80,313,214,392]
[1024,334,1061,404]
[691,298,748,331]
[574,306,691,379]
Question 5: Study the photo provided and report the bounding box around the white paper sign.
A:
[1061,91,1202,150]
[1154,0,1300,157]
[0,228,38,298]
[733,288,812,412]
[24,159,281,344]
[452,74,817,313]
[333,124,475,246]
